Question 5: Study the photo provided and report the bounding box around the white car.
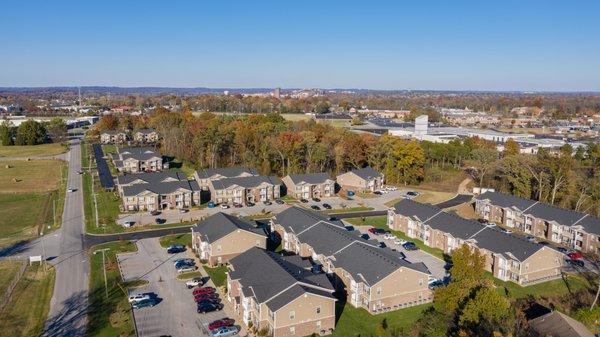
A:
[67,188,76,193]
[128,293,151,303]
[383,233,395,240]
[212,326,239,337]
[220,204,230,209]
[185,277,204,289]
[123,221,134,228]
[394,238,407,246]
[177,265,197,273]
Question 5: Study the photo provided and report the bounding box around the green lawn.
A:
[332,302,431,337]
[0,159,65,194]
[0,143,67,158]
[204,265,228,288]
[490,273,591,299]
[83,171,122,234]
[177,271,202,280]
[344,216,446,260]
[324,206,374,214]
[159,233,192,248]
[168,160,196,178]
[87,241,137,337]
[0,263,56,337]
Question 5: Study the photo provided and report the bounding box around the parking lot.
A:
[117,238,241,337]
[353,225,447,280]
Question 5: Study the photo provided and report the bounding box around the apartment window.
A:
[419,279,423,286]
[316,321,321,329]
[256,240,260,246]
[316,306,321,314]
[289,311,295,320]
[289,326,295,335]
[216,245,222,252]
[376,287,382,295]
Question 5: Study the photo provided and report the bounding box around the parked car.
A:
[402,242,418,251]
[150,210,161,216]
[197,297,222,305]
[246,202,255,207]
[132,298,156,309]
[193,287,216,296]
[233,203,243,208]
[177,265,197,273]
[263,200,272,205]
[345,225,355,232]
[123,221,134,228]
[186,277,204,289]
[194,293,220,302]
[373,191,382,195]
[394,238,406,245]
[312,197,321,202]
[566,259,584,268]
[310,205,320,210]
[211,326,239,336]
[428,279,445,289]
[220,204,230,209]
[300,198,309,203]
[360,234,370,240]
[179,208,189,213]
[567,251,584,260]
[368,228,378,234]
[174,258,194,266]
[197,302,223,313]
[208,318,235,331]
[322,203,332,209]
[499,227,512,234]
[557,247,569,254]
[405,191,419,198]
[128,293,151,303]
[208,201,216,208]
[275,199,285,205]
[155,218,166,224]
[383,233,395,240]
[525,236,537,243]
[166,245,186,254]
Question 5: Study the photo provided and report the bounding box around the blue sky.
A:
[1,0,599,91]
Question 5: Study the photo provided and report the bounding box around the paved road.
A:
[118,239,241,337]
[41,140,89,337]
[435,194,473,209]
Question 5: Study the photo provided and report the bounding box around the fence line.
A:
[0,259,28,312]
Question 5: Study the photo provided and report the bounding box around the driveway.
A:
[117,239,242,337]
[353,225,447,280]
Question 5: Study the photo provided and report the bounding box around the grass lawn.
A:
[177,271,202,280]
[332,302,431,337]
[101,144,117,155]
[168,160,196,178]
[0,259,24,294]
[87,241,137,337]
[414,167,467,193]
[0,263,56,337]
[447,203,479,219]
[344,216,446,260]
[490,273,591,299]
[280,113,312,122]
[159,233,192,248]
[203,265,228,288]
[0,143,67,158]
[0,159,65,193]
[83,171,122,234]
[324,206,374,214]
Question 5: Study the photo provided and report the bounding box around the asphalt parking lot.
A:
[353,225,447,279]
[117,238,239,337]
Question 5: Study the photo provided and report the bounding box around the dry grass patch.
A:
[0,143,67,158]
[447,203,479,219]
[412,189,455,204]
[0,160,64,193]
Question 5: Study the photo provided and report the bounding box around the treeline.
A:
[0,118,67,146]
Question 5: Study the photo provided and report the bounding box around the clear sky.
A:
[1,0,599,91]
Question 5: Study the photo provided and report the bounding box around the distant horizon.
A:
[2,1,599,91]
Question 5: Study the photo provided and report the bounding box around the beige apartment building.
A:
[208,175,281,205]
[281,173,335,200]
[117,172,200,211]
[389,199,565,285]
[100,130,128,144]
[475,191,600,253]
[111,147,166,173]
[336,166,384,192]
[272,206,432,314]
[191,212,267,266]
[133,128,159,143]
[227,248,336,337]
[194,167,258,190]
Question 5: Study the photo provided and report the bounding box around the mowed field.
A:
[0,143,67,158]
[0,159,66,248]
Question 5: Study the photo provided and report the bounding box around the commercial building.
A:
[475,191,600,253]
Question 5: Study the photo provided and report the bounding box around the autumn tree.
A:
[503,138,520,156]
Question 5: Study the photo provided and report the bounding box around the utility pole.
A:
[40,229,47,273]
[94,248,110,299]
[92,172,99,228]
[53,199,56,228]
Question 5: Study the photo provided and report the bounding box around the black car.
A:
[246,202,255,207]
[197,302,224,313]
[345,225,355,232]
[322,203,332,209]
[557,247,569,254]
[312,197,321,202]
[150,210,161,216]
[275,199,285,204]
[566,259,584,268]
[167,245,186,254]
[360,233,370,240]
[402,242,418,251]
[263,200,272,205]
[311,205,320,210]
[300,199,309,203]
[155,218,166,224]
[373,191,382,195]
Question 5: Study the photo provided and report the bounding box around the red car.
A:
[208,318,235,331]
[192,287,216,296]
[368,227,377,234]
[194,293,220,302]
[567,252,583,260]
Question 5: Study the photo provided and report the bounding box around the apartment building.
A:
[475,191,600,253]
[111,147,167,173]
[133,128,159,143]
[194,167,258,190]
[191,212,267,266]
[208,175,281,205]
[271,207,432,314]
[100,130,128,144]
[227,248,337,337]
[281,173,335,200]
[389,199,565,285]
[117,171,200,211]
[336,166,384,192]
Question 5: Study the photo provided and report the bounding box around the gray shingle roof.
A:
[478,191,600,236]
[275,206,345,234]
[211,175,281,189]
[191,212,266,242]
[228,248,335,310]
[286,172,332,185]
[393,198,442,222]
[195,167,258,180]
[528,310,595,337]
[116,171,184,186]
[348,166,382,180]
[121,180,199,197]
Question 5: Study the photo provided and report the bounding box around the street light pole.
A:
[94,248,110,299]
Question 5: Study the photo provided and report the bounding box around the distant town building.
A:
[273,87,281,99]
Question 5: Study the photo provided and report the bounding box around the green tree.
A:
[15,119,47,145]
[0,120,14,145]
[467,148,499,187]
[46,117,68,143]
[459,286,510,325]
[503,138,520,156]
